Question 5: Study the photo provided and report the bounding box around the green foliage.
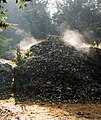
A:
[0,0,31,3]
[0,0,56,37]
[17,0,28,9]
[0,6,8,28]
[0,0,31,29]
[15,47,32,65]
[0,21,10,29]
[0,7,13,29]
[15,47,24,65]
[0,35,12,56]
[0,9,7,21]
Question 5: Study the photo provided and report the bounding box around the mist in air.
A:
[63,30,90,53]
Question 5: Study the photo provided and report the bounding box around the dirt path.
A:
[0,98,101,120]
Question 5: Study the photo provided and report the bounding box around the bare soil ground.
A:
[0,98,101,120]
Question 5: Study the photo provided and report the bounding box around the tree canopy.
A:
[0,0,101,56]
[53,0,101,39]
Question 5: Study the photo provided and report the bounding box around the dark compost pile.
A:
[14,38,101,102]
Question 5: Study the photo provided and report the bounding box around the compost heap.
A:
[14,37,101,102]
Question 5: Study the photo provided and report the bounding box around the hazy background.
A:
[0,0,101,57]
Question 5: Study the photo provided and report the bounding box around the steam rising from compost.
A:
[18,37,42,53]
[16,28,91,54]
[15,28,43,53]
[63,30,90,53]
